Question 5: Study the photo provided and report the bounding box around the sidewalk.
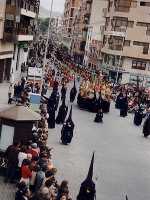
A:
[0,83,9,105]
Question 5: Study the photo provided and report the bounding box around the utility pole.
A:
[40,0,54,92]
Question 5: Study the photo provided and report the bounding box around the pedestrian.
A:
[94,109,103,123]
[5,141,20,183]
[34,165,46,192]
[18,146,28,178]
[15,181,30,200]
[56,180,69,200]
[20,159,32,186]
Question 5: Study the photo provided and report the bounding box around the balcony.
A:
[17,35,33,41]
[3,19,16,42]
[20,8,36,18]
[20,0,40,13]
[104,30,125,37]
[5,5,16,15]
[87,0,92,4]
[3,32,16,42]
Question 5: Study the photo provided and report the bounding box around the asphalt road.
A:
[1,82,150,200]
[47,97,150,200]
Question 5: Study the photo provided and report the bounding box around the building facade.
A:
[62,0,80,48]
[0,0,14,83]
[71,0,93,65]
[83,0,108,70]
[0,0,39,83]
[101,0,150,86]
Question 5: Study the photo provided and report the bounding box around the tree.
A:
[38,18,49,34]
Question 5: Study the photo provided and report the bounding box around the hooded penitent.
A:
[61,105,74,145]
[77,152,96,200]
[66,105,74,129]
[70,78,77,103]
[56,98,68,124]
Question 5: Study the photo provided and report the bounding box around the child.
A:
[94,109,103,123]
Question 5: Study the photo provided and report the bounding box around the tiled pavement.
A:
[0,177,16,200]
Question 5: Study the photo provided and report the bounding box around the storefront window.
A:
[132,60,146,70]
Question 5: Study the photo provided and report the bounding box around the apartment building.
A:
[71,0,93,65]
[101,0,150,86]
[0,0,39,83]
[0,0,14,83]
[62,0,80,48]
[83,0,108,70]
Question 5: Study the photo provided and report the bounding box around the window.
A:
[131,1,137,8]
[124,40,130,46]
[128,21,134,28]
[133,41,149,54]
[132,60,147,70]
[140,1,150,7]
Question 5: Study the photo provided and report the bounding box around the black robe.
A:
[94,111,103,123]
[70,86,77,103]
[47,96,56,129]
[120,97,128,117]
[77,179,96,200]
[143,115,150,137]
[134,110,143,126]
[61,121,74,145]
[47,107,55,129]
[115,93,123,109]
[61,86,67,102]
[102,99,110,113]
[56,103,68,124]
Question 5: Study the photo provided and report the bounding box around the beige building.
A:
[0,0,39,83]
[83,0,108,70]
[101,0,150,86]
[71,0,93,64]
[62,0,80,48]
[0,0,14,83]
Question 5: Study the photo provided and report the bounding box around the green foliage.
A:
[38,17,49,33]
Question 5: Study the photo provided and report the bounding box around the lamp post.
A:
[41,0,54,92]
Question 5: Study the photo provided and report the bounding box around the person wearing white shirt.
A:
[18,146,28,168]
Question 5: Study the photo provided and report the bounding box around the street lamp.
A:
[41,0,54,92]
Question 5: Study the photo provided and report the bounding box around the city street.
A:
[1,83,150,200]
[48,101,150,200]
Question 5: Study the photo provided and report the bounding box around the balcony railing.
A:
[20,0,39,13]
[109,44,122,51]
[17,26,34,36]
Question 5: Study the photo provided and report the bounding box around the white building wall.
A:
[121,57,150,86]
[11,45,28,82]
[0,0,6,39]
[84,0,108,66]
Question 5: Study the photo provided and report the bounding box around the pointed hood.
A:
[87,152,95,180]
[77,152,96,200]
[61,98,66,107]
[67,105,72,121]
[74,77,76,88]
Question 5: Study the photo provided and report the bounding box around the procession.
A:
[1,0,150,200]
[1,37,150,200]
